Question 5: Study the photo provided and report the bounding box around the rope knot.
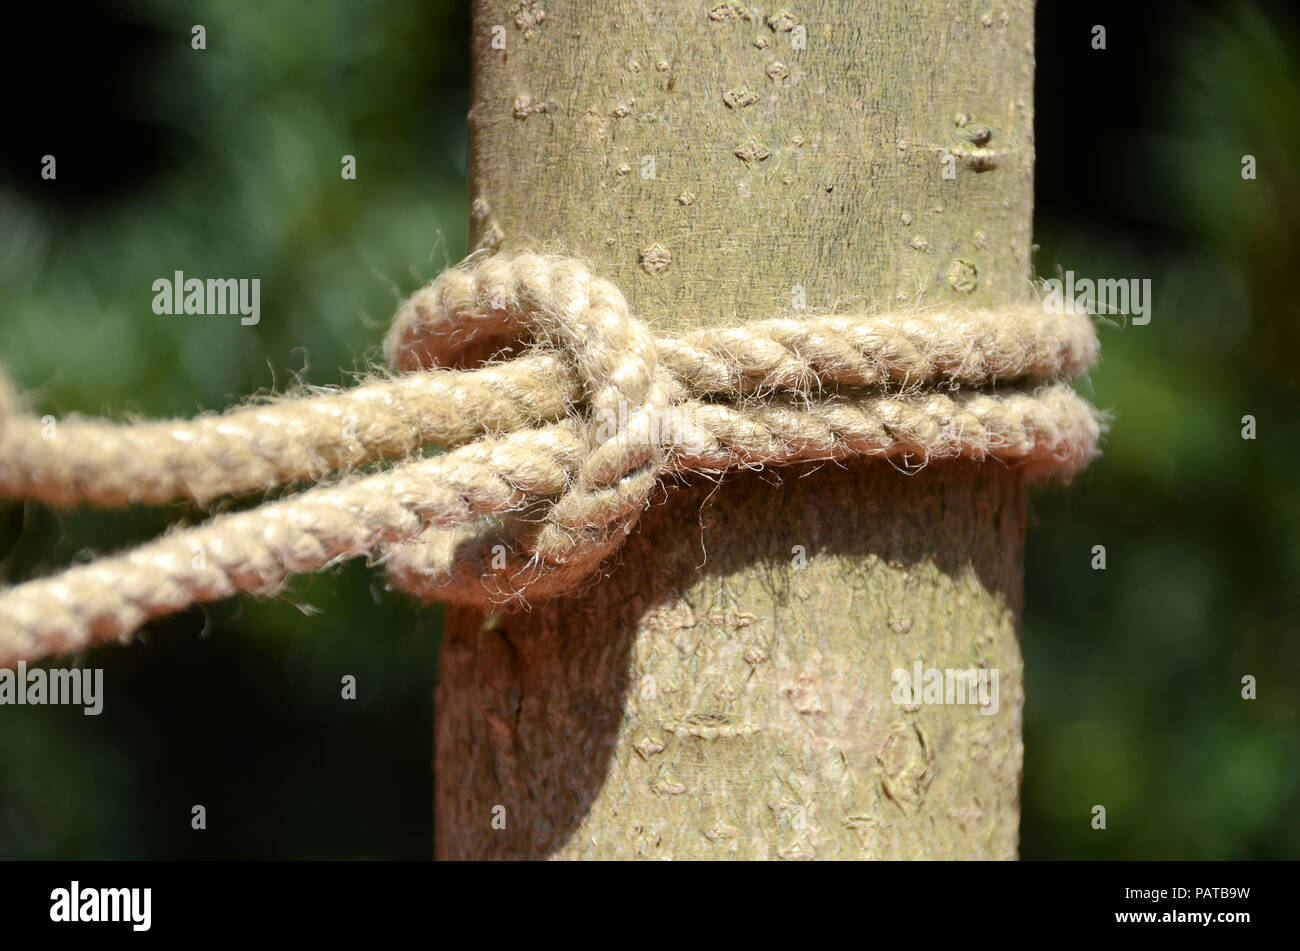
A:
[384,251,678,602]
[0,251,1104,664]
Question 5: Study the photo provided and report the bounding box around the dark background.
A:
[1,1,1295,859]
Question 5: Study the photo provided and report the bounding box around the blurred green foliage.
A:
[1024,1,1300,858]
[0,0,1295,858]
[1,0,470,858]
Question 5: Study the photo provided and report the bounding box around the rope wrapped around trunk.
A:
[0,251,1104,665]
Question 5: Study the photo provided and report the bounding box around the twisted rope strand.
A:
[0,251,1103,665]
[0,383,1097,659]
[387,266,1097,387]
[384,381,1101,606]
[0,258,1095,509]
[0,353,577,506]
[377,252,1102,591]
[0,421,588,660]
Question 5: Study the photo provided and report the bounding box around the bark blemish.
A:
[668,711,758,738]
[580,108,607,141]
[784,672,825,715]
[634,736,665,759]
[767,10,799,32]
[513,95,546,119]
[708,2,753,23]
[735,140,771,162]
[512,0,546,39]
[704,819,739,841]
[877,722,935,815]
[723,87,760,109]
[639,245,672,273]
[653,777,687,795]
[946,258,979,293]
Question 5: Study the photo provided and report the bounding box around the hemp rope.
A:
[0,251,1103,666]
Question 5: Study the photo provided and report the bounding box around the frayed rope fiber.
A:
[0,251,1103,665]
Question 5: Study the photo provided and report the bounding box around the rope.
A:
[0,251,1103,665]
[0,353,579,506]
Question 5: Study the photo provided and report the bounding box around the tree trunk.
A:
[435,0,1035,859]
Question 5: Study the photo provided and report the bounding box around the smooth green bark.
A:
[435,0,1035,859]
